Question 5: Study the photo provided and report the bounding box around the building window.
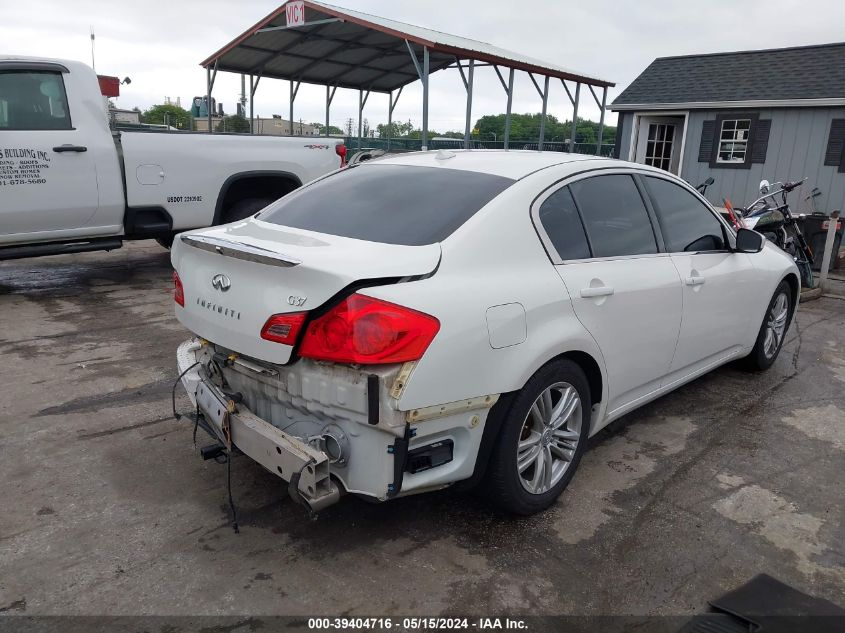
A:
[703,112,763,169]
[716,118,751,163]
[644,123,675,171]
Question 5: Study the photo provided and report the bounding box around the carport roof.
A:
[200,0,614,93]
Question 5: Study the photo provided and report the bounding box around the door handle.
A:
[580,286,615,298]
[685,276,706,286]
[53,144,87,153]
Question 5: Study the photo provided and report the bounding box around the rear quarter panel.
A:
[120,132,340,230]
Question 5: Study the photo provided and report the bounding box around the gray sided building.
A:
[612,42,845,214]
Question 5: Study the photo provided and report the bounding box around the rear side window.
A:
[537,186,591,260]
[569,174,658,257]
[643,176,726,252]
[259,164,514,246]
[0,71,71,130]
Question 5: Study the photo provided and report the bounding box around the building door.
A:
[634,115,685,174]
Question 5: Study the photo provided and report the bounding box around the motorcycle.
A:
[735,178,814,288]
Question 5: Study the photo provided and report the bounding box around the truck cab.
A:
[0,56,345,260]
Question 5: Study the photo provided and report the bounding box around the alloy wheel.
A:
[763,291,789,359]
[516,382,582,495]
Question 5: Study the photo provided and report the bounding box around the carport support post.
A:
[538,75,549,151]
[249,73,260,134]
[206,66,212,134]
[249,74,254,134]
[358,89,363,149]
[570,82,580,153]
[504,68,514,150]
[289,80,300,136]
[387,88,399,151]
[422,46,429,151]
[325,84,336,138]
[596,86,607,155]
[464,59,475,149]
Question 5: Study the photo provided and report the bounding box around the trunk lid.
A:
[171,219,441,364]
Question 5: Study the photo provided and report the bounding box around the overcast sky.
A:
[4,0,845,133]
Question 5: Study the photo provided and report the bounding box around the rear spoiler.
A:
[180,234,301,268]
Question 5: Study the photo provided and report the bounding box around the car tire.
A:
[485,359,591,515]
[743,280,793,371]
[155,234,175,249]
[223,197,274,223]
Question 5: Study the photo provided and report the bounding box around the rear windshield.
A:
[258,164,515,246]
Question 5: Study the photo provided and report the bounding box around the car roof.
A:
[366,149,610,180]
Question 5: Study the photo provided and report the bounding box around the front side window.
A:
[0,71,71,130]
[259,164,514,246]
[644,176,725,252]
[537,186,591,260]
[716,118,751,164]
[569,174,658,258]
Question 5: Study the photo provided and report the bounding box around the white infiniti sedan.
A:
[173,151,799,516]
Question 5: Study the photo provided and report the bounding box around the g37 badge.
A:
[288,295,307,307]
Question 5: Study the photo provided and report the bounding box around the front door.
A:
[536,173,683,417]
[0,66,99,240]
[634,116,685,175]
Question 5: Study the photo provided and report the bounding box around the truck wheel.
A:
[223,198,274,223]
[485,359,590,515]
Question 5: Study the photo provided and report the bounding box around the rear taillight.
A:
[173,270,185,307]
[297,294,439,364]
[260,312,307,345]
[335,143,347,167]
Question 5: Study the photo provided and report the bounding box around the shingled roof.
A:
[611,42,845,111]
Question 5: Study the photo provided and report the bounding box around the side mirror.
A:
[735,228,765,253]
[759,179,770,195]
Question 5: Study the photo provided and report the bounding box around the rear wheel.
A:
[485,359,590,515]
[223,197,274,223]
[744,280,793,371]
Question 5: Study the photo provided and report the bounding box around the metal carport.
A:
[200,0,615,152]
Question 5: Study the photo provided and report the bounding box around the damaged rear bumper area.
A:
[176,339,497,513]
[179,340,342,512]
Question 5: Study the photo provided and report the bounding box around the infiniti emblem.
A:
[211,273,231,292]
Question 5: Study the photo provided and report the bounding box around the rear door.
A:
[0,63,100,238]
[534,172,683,417]
[640,174,759,381]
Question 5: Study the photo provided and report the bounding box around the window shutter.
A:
[698,120,715,162]
[750,119,771,163]
[824,119,845,167]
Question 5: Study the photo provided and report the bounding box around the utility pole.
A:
[90,27,96,72]
[240,74,247,117]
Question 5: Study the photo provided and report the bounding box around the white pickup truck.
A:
[0,56,346,259]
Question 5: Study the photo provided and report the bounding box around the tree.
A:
[216,114,250,133]
[473,113,615,146]
[141,103,191,129]
[376,120,414,138]
[310,122,344,135]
